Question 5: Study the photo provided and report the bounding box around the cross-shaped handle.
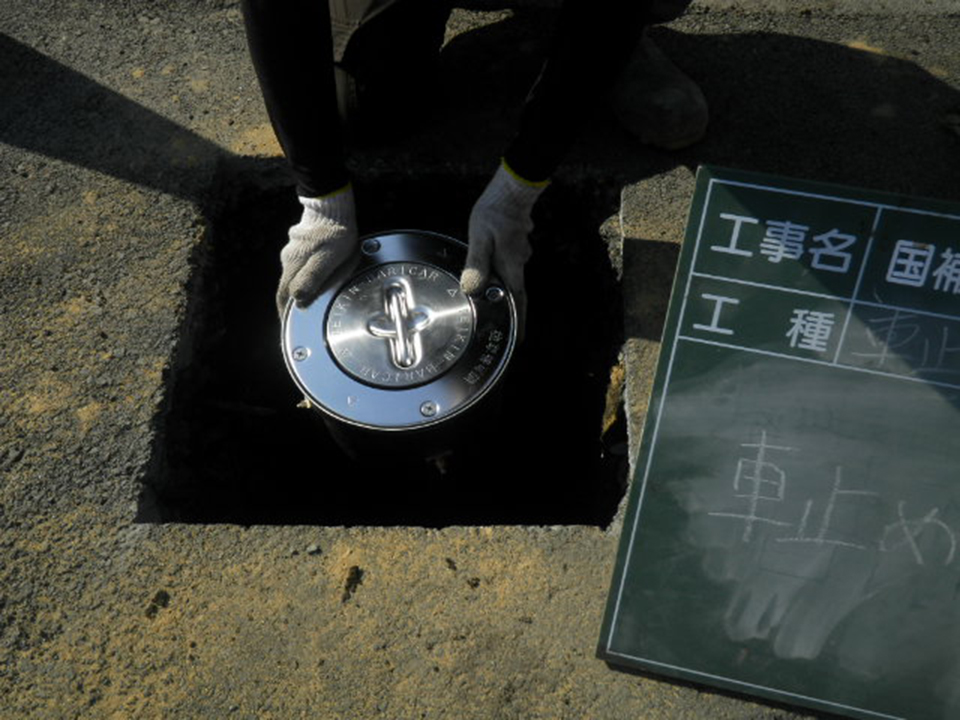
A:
[367,279,431,369]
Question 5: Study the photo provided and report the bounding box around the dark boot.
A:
[609,30,708,150]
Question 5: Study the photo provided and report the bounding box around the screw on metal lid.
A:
[282,231,516,431]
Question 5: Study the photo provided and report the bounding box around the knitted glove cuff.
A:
[479,162,547,215]
[500,158,550,190]
[298,184,356,230]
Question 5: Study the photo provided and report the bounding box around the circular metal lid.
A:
[282,230,516,431]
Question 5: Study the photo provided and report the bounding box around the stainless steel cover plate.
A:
[282,231,516,430]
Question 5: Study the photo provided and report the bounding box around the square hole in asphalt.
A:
[141,172,628,527]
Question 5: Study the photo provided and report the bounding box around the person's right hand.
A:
[277,186,358,317]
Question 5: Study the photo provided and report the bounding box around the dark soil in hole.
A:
[144,174,627,527]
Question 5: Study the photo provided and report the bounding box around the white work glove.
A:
[277,186,358,316]
[460,162,547,334]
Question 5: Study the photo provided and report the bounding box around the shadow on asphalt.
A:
[0,33,227,202]
[3,13,958,526]
[5,19,955,212]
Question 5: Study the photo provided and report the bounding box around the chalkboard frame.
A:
[598,165,960,720]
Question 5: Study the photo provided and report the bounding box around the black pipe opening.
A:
[142,172,628,527]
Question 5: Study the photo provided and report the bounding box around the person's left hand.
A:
[460,162,547,336]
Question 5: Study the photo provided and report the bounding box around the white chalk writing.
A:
[786,309,836,352]
[709,430,795,542]
[711,434,960,567]
[693,294,740,336]
[886,240,936,287]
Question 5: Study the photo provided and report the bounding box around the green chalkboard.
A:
[598,166,960,720]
